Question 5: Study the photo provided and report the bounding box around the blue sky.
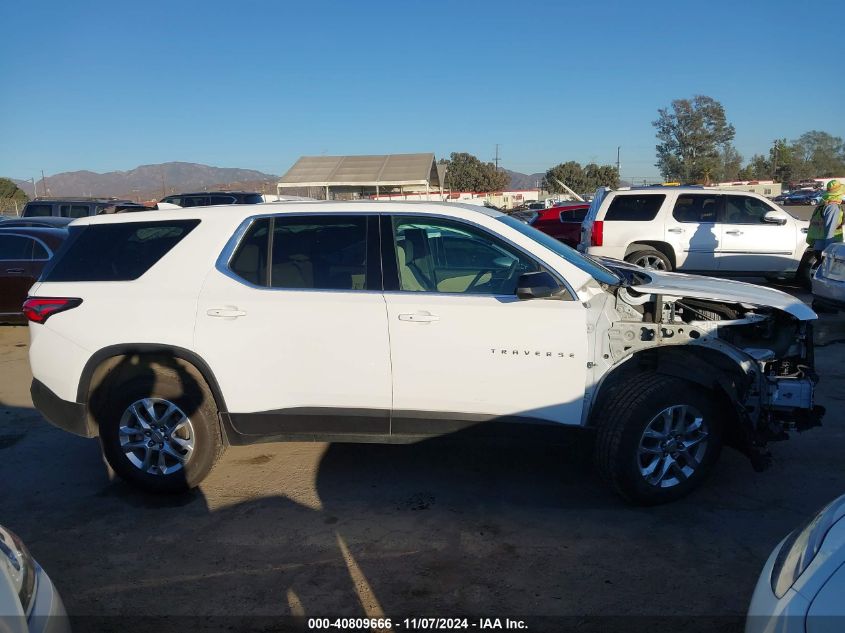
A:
[2,0,843,182]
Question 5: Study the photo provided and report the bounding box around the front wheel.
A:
[796,250,820,290]
[594,373,723,505]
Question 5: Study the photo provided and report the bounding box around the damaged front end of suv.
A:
[589,266,825,472]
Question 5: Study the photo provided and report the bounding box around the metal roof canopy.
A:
[278,153,442,189]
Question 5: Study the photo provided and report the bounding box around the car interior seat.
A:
[396,228,434,291]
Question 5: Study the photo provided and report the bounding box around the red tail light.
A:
[591,220,604,247]
[22,297,83,324]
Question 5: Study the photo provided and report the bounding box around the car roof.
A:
[69,200,506,227]
[164,191,261,196]
[0,216,74,227]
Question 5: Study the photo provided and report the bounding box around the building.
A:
[708,180,782,197]
[278,153,445,200]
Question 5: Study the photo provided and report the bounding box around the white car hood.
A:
[633,271,817,320]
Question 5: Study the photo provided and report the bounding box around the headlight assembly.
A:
[0,526,37,616]
[771,496,845,598]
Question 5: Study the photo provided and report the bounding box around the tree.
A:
[653,95,736,183]
[544,161,619,195]
[442,152,509,192]
[791,131,845,178]
[0,178,29,213]
[715,145,743,182]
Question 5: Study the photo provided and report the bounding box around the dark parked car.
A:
[518,203,591,248]
[0,216,74,229]
[159,191,264,207]
[0,227,67,323]
[22,197,135,218]
[784,190,823,206]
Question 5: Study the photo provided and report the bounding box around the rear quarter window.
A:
[43,220,199,282]
[23,203,53,217]
[604,194,665,221]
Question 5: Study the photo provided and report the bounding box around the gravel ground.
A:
[1,293,843,632]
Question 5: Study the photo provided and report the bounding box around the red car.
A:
[0,227,67,323]
[520,203,590,248]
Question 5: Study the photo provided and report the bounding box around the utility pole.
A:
[771,139,779,182]
[40,170,48,197]
[30,177,37,198]
[616,146,621,176]
[493,144,500,172]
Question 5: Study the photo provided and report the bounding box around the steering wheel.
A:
[465,268,498,293]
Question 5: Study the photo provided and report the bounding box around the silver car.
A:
[746,495,845,633]
[0,524,70,633]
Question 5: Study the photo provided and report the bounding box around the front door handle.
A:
[207,307,247,318]
[398,312,440,323]
[667,228,684,234]
[5,268,25,274]
[725,230,743,236]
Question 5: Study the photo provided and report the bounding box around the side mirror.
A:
[516,271,560,300]
[763,210,788,225]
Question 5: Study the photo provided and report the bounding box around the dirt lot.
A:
[1,302,844,632]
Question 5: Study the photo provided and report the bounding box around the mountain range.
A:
[9,162,544,201]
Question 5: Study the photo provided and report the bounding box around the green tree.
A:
[653,95,736,183]
[791,131,845,178]
[442,152,509,192]
[544,161,619,194]
[0,178,29,213]
[715,145,743,182]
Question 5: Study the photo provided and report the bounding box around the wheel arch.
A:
[77,344,228,416]
[587,346,746,430]
[624,241,677,268]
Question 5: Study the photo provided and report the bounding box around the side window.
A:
[0,235,34,260]
[210,195,237,205]
[229,218,271,286]
[672,195,722,223]
[270,216,367,290]
[391,216,539,295]
[725,196,774,224]
[60,204,91,218]
[23,204,53,217]
[162,197,181,206]
[560,209,588,223]
[32,240,48,259]
[604,195,665,221]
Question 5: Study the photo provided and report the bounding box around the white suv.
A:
[578,187,815,285]
[25,202,823,504]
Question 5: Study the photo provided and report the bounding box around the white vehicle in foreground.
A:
[746,495,845,633]
[812,242,845,313]
[579,187,815,285]
[25,202,823,504]
[0,524,69,633]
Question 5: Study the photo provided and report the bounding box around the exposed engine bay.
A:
[596,280,824,471]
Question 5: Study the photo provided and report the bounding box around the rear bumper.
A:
[30,379,94,438]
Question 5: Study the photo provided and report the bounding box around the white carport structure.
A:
[277,153,445,200]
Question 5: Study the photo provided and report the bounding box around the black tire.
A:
[624,249,673,272]
[594,373,723,505]
[796,250,819,290]
[97,362,224,493]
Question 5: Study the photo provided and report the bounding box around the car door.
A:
[719,195,798,272]
[665,193,723,271]
[193,213,392,437]
[381,213,588,437]
[0,234,43,315]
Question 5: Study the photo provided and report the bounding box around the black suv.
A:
[22,198,136,218]
[159,191,264,207]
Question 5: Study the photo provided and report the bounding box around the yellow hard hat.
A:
[824,179,843,202]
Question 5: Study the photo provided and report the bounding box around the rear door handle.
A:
[725,230,743,236]
[5,268,25,274]
[207,308,247,318]
[667,228,684,234]
[398,312,440,323]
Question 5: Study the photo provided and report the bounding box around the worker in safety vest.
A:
[806,179,844,256]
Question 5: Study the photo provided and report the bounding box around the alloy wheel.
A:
[637,404,709,488]
[118,398,195,475]
[633,254,667,270]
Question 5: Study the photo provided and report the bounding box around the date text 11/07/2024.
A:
[307,618,529,630]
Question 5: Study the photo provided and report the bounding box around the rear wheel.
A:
[97,363,223,493]
[594,373,722,505]
[625,249,672,272]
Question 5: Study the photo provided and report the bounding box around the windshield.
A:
[497,215,621,285]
